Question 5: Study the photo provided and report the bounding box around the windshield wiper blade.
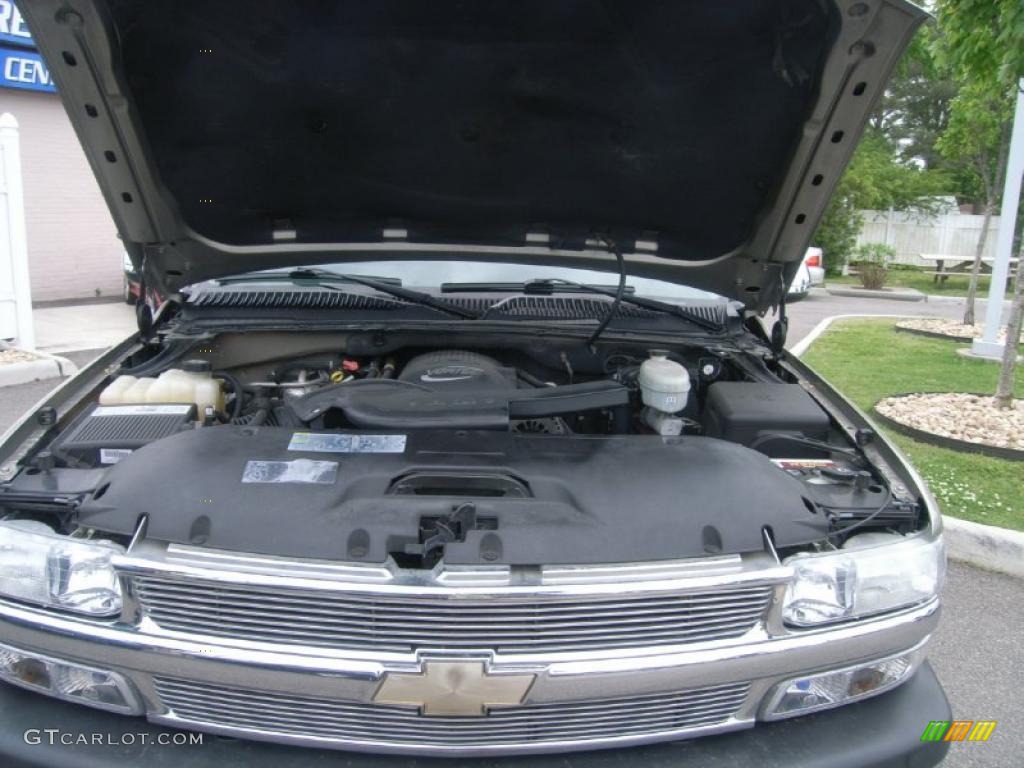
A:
[549,279,723,331]
[446,278,722,331]
[217,269,405,286]
[288,269,479,319]
[441,280,636,295]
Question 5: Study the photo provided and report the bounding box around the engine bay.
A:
[2,332,923,566]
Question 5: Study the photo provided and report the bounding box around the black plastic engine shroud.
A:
[79,427,828,564]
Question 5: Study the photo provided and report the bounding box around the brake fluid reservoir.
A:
[639,352,691,436]
[98,375,138,405]
[638,352,690,414]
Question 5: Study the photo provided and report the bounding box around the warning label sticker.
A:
[287,433,407,454]
[242,459,338,485]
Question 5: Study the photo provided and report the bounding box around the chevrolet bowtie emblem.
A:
[373,661,535,716]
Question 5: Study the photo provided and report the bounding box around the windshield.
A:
[238,261,724,302]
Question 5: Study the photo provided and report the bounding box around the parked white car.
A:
[788,247,824,301]
[788,261,812,301]
[804,247,825,284]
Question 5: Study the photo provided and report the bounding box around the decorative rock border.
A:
[0,350,78,387]
[871,394,1024,462]
[895,318,1023,344]
[894,325,974,343]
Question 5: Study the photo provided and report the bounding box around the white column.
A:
[0,112,35,350]
[973,81,1024,358]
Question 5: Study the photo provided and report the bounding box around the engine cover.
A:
[398,351,515,391]
[78,426,829,564]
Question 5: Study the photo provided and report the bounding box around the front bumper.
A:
[0,589,941,756]
[0,661,950,768]
[0,535,944,756]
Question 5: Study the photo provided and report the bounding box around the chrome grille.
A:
[153,676,749,748]
[131,575,772,653]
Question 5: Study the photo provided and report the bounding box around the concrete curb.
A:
[924,294,1011,305]
[955,347,1023,364]
[826,286,926,302]
[817,291,1004,305]
[0,351,78,387]
[943,517,1024,579]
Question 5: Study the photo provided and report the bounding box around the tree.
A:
[814,129,951,274]
[871,28,958,172]
[936,0,1024,409]
[996,246,1023,408]
[816,195,861,277]
[936,0,1024,87]
[936,81,1014,325]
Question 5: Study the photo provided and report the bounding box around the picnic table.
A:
[919,254,1020,285]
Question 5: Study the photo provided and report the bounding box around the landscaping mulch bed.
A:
[895,318,1023,344]
[0,348,41,366]
[874,393,1024,461]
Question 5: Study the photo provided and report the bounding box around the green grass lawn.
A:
[827,270,992,297]
[801,319,1023,531]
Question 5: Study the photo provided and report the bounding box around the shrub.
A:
[855,243,897,289]
[815,197,861,277]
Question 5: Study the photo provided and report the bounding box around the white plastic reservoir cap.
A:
[638,352,691,414]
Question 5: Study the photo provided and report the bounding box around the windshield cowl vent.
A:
[185,289,726,324]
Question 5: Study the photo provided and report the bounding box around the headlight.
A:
[782,534,945,627]
[0,520,124,616]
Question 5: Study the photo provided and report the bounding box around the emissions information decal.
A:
[99,448,133,465]
[242,459,338,485]
[288,433,407,454]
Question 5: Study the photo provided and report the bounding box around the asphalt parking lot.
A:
[0,291,1020,767]
[769,286,1008,346]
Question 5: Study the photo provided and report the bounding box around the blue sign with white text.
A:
[0,47,54,92]
[0,1,33,48]
[0,1,53,93]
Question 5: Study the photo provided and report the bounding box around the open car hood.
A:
[23,0,925,312]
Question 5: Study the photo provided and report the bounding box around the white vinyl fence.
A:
[0,112,35,348]
[855,209,1001,267]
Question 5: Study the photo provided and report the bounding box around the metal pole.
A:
[973,80,1024,358]
[0,112,35,350]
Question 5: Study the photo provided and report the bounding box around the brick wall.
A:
[0,89,122,302]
